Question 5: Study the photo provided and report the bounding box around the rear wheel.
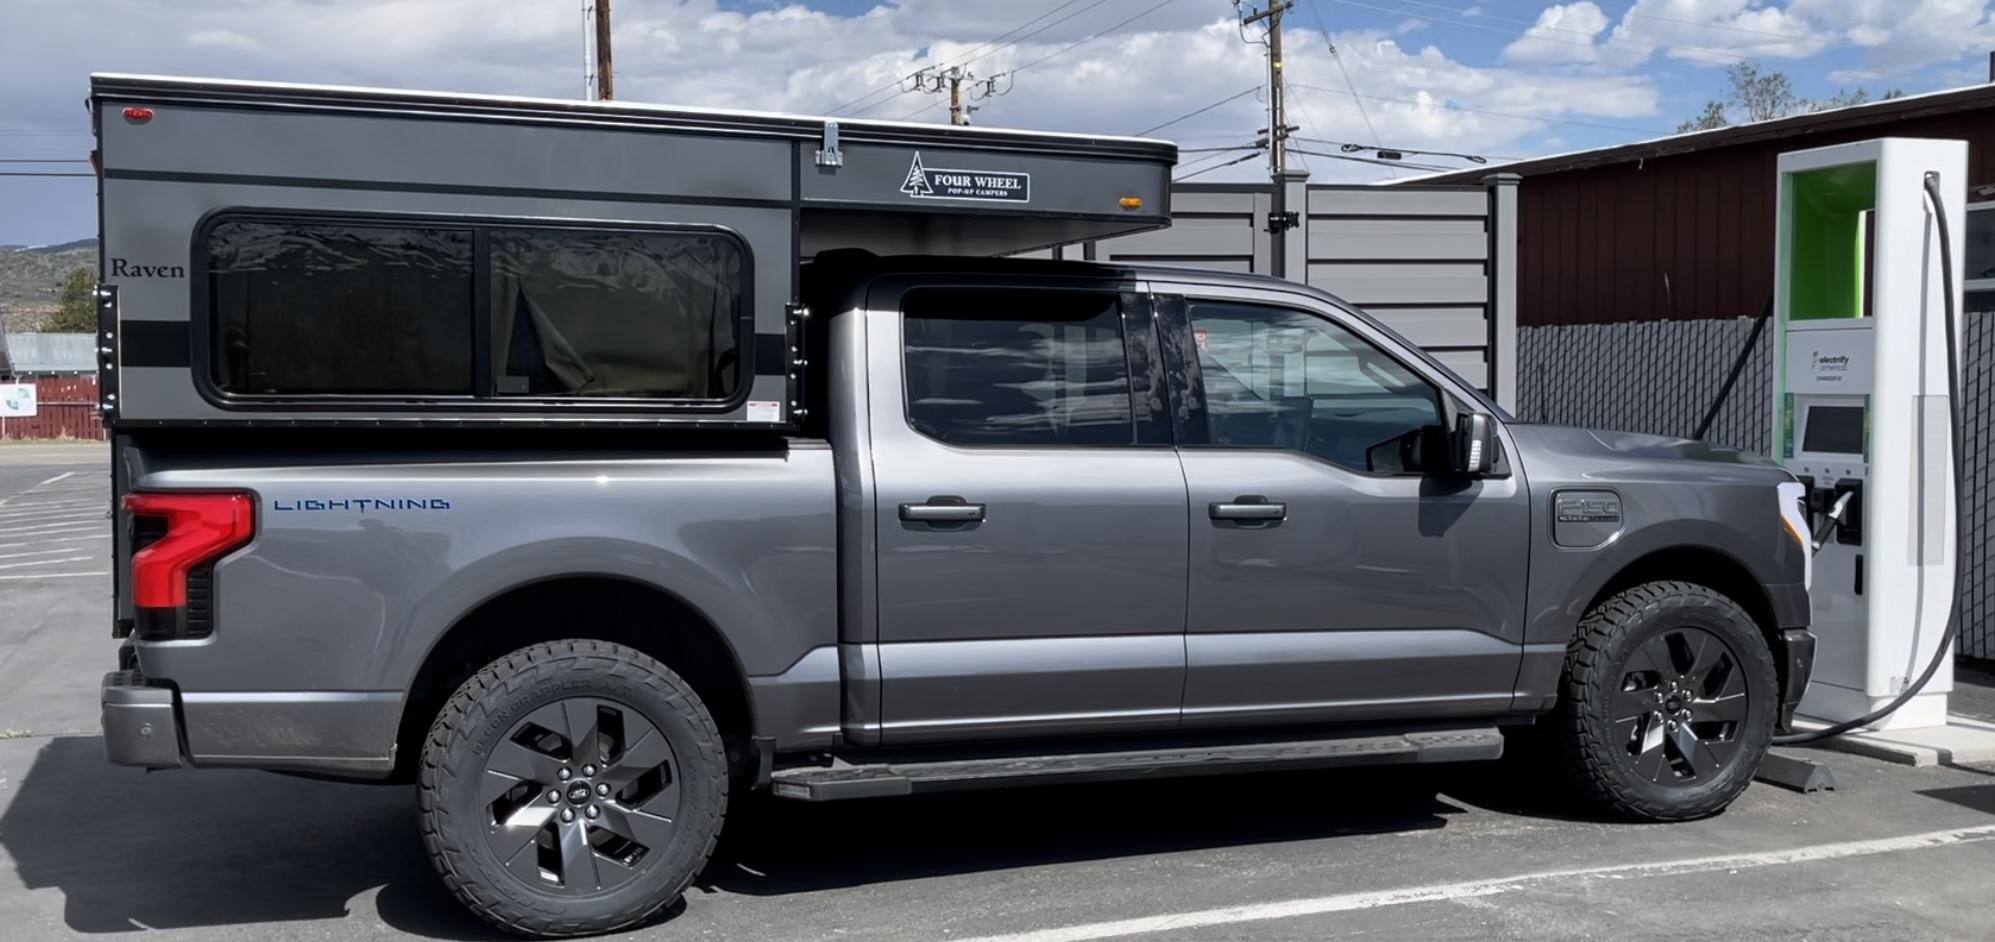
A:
[1554,581,1777,821]
[419,640,727,937]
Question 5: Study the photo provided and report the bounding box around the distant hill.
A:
[0,239,98,331]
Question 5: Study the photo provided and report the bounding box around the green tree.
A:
[1675,62,1901,135]
[43,266,98,333]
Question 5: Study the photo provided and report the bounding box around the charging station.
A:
[1772,138,1966,732]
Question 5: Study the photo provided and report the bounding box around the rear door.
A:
[866,279,1187,744]
[1155,283,1531,727]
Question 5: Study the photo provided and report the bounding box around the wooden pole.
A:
[594,0,614,101]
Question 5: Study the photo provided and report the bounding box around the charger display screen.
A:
[1802,405,1865,455]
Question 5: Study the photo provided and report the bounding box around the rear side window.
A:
[491,229,741,398]
[209,221,474,395]
[204,216,746,402]
[903,290,1133,446]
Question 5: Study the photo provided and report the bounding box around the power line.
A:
[1006,0,1188,76]
[1294,135,1485,163]
[1130,86,1260,136]
[1287,81,1663,135]
[1288,147,1451,171]
[839,0,1118,118]
[1323,0,1791,64]
[1179,142,1265,153]
[0,172,93,177]
[1298,0,1385,153]
[1174,150,1261,181]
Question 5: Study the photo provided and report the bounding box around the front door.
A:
[868,282,1188,743]
[1157,289,1531,728]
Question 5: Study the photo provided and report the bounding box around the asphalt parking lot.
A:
[2,442,1994,941]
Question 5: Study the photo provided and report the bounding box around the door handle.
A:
[900,499,986,522]
[1209,497,1286,521]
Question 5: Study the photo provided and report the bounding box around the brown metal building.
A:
[1413,82,1995,327]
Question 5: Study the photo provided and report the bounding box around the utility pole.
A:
[1238,0,1295,175]
[594,0,615,101]
[905,66,1010,126]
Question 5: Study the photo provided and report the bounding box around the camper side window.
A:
[209,221,475,396]
[489,229,742,399]
[205,216,747,403]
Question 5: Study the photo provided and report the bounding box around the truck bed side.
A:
[119,440,840,776]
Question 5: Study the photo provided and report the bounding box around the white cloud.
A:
[1,0,1677,240]
[186,30,261,52]
[1503,2,1612,66]
[1395,17,1430,35]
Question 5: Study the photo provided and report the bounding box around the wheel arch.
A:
[1583,545,1780,659]
[391,572,757,783]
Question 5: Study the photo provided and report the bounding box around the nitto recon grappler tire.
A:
[1553,581,1778,822]
[419,640,728,937]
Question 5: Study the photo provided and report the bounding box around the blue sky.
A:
[4,0,1994,245]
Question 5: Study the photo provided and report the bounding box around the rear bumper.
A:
[101,670,183,769]
[102,663,401,779]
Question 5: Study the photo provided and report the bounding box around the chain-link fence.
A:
[1517,314,1995,661]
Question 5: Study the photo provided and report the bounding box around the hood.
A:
[1508,424,1789,478]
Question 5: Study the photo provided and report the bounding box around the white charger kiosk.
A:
[1773,138,1966,731]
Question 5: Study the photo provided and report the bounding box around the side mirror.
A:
[1452,412,1497,476]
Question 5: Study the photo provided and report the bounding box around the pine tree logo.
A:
[900,152,934,198]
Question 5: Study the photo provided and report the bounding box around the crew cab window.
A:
[206,216,745,401]
[1189,301,1443,473]
[903,290,1133,446]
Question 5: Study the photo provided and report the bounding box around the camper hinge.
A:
[95,284,119,421]
[1265,210,1300,234]
[785,302,811,424]
[815,121,844,168]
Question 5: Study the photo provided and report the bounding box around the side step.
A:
[769,727,1503,801]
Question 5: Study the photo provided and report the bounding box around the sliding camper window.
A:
[205,216,747,403]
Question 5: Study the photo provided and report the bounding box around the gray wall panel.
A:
[1367,307,1490,348]
[1309,262,1489,305]
[1307,218,1487,261]
[1309,188,1488,217]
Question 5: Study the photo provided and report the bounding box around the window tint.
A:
[209,221,474,395]
[206,217,745,402]
[904,290,1133,446]
[1190,301,1443,472]
[1968,205,1995,284]
[490,229,743,398]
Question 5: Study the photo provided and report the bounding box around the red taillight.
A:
[124,492,254,609]
[122,106,154,123]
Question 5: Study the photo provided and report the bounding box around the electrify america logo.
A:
[1810,350,1852,381]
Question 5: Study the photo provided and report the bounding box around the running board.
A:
[769,727,1504,801]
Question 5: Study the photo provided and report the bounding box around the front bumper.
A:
[101,670,184,769]
[1774,628,1817,733]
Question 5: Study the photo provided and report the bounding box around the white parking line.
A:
[0,555,93,570]
[33,471,78,487]
[0,499,103,511]
[0,571,107,580]
[946,824,1995,942]
[0,511,104,524]
[0,522,103,536]
[0,533,109,551]
[0,547,95,561]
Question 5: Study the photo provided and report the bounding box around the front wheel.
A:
[419,640,728,937]
[1553,581,1777,822]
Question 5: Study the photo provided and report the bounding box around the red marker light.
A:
[122,107,155,123]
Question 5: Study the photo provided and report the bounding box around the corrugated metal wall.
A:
[1516,109,1995,327]
[0,375,105,441]
[1065,180,1515,397]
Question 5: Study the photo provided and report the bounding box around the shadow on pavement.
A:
[700,763,1488,897]
[4,735,1596,934]
[0,736,497,939]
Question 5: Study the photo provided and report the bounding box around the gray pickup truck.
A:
[92,75,1814,937]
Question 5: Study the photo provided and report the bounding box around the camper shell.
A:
[89,74,1176,430]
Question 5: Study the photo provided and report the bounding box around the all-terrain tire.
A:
[419,640,728,937]
[1553,581,1777,822]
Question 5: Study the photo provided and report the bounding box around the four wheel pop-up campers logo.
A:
[900,152,1031,203]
